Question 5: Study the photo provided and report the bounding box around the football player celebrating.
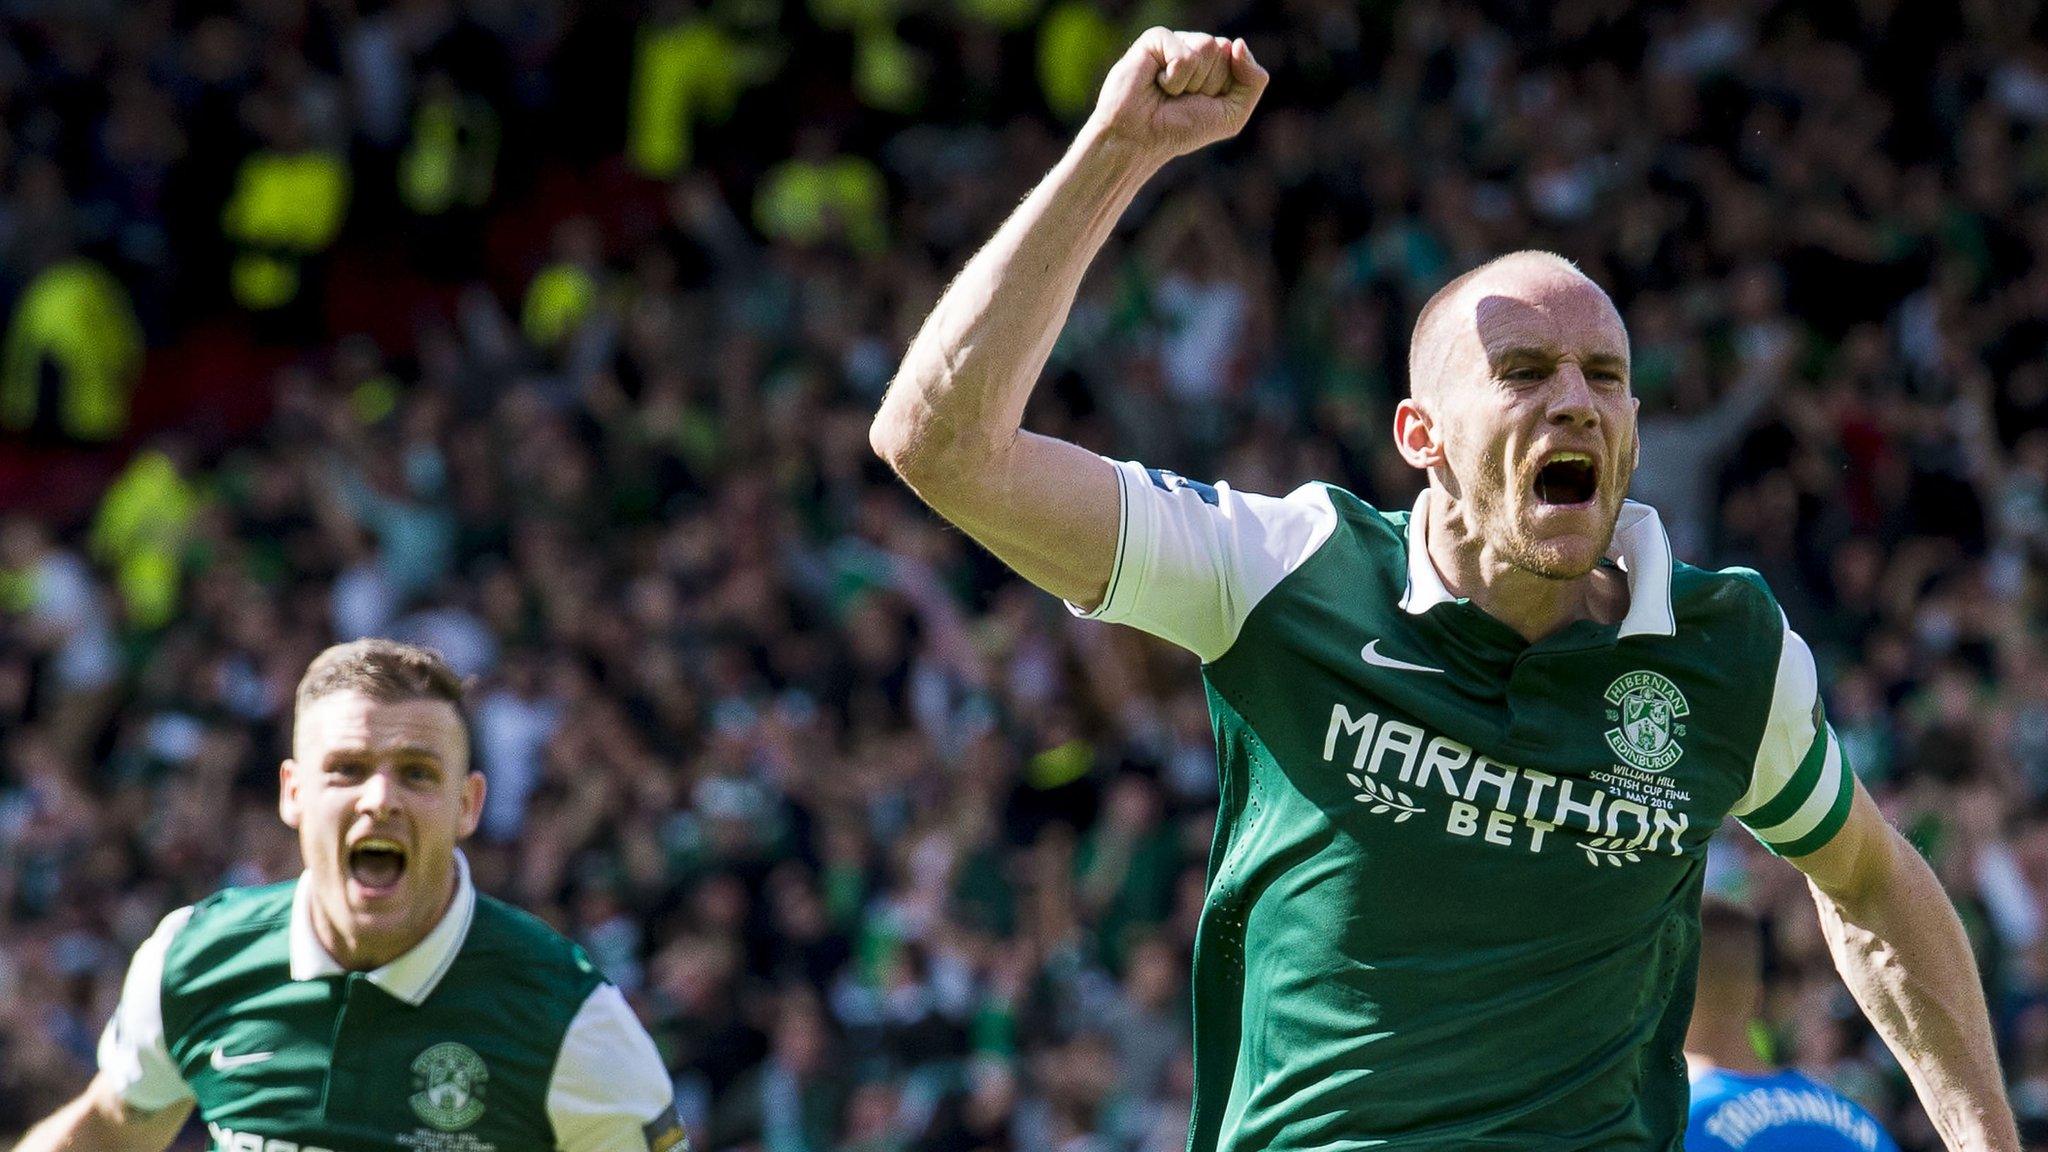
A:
[20,640,688,1152]
[871,28,2016,1152]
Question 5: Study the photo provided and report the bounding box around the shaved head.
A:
[1407,251,1616,403]
[1391,249,1639,582]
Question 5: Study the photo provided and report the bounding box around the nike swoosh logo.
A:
[210,1046,276,1071]
[1361,639,1445,674]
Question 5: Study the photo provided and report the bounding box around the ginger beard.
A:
[1420,270,1639,582]
[1440,403,1633,581]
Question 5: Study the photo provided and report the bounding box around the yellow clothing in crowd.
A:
[221,150,350,310]
[630,17,745,178]
[1,259,143,442]
[90,449,203,630]
[755,155,889,255]
[523,263,601,350]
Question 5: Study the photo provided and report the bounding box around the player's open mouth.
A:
[1534,451,1598,506]
[348,837,408,892]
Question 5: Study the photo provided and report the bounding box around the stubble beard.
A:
[1469,451,1617,582]
[1498,530,1601,581]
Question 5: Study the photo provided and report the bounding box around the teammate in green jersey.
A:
[871,27,2018,1152]
[18,639,689,1152]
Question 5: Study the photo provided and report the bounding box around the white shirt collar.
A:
[289,849,477,1006]
[1399,489,1677,639]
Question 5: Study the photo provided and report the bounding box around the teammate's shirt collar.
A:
[1398,490,1677,639]
[288,849,479,1005]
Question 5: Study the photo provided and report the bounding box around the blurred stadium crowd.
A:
[2,0,2047,1149]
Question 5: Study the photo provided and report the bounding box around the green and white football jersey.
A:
[1074,461,1855,1152]
[97,853,688,1152]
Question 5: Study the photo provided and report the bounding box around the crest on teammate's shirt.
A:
[410,1041,489,1131]
[1603,670,1690,772]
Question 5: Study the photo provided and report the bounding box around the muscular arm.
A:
[871,29,1267,608]
[1791,783,2019,1152]
[14,1074,193,1152]
[869,125,1143,606]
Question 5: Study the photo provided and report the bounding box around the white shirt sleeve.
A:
[1067,458,1340,663]
[97,906,196,1112]
[549,983,684,1152]
[1730,621,1856,857]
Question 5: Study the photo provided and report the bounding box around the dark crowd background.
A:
[2,1,2047,1150]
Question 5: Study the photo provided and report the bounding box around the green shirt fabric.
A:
[1072,461,1855,1151]
[98,854,687,1152]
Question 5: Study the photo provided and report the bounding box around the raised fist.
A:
[1088,28,1269,162]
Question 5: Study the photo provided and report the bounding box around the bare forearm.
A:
[869,30,1265,605]
[15,1091,102,1152]
[1814,834,2017,1151]
[15,1078,187,1152]
[868,122,1158,605]
[874,123,1163,477]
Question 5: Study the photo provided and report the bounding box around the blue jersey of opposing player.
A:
[1687,1068,1899,1152]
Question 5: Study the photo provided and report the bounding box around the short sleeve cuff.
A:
[97,906,196,1111]
[1065,458,1136,622]
[548,984,677,1152]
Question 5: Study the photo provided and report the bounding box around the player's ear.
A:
[279,759,303,829]
[1393,398,1443,469]
[458,771,486,839]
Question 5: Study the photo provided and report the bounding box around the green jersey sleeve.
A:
[95,906,197,1112]
[1730,618,1855,857]
[1067,458,1339,662]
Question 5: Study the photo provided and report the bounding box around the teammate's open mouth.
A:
[1535,452,1598,506]
[348,838,408,890]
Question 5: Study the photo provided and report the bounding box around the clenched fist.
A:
[1088,28,1269,163]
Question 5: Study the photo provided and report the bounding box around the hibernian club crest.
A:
[410,1042,488,1132]
[1604,670,1690,773]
